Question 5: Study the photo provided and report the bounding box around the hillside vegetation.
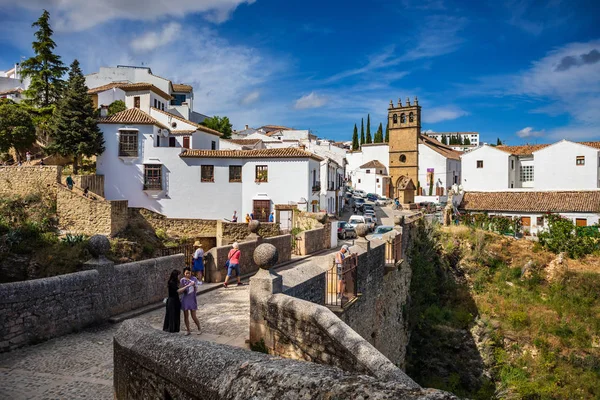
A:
[405,222,600,399]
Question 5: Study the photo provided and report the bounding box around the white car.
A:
[364,215,376,231]
[347,215,366,228]
[375,196,390,206]
[353,190,367,198]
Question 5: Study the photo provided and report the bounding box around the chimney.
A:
[245,124,249,130]
[100,105,108,118]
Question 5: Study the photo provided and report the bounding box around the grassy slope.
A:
[406,223,600,399]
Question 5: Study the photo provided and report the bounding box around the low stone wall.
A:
[264,293,418,386]
[0,165,61,198]
[297,227,326,255]
[56,185,128,236]
[0,253,183,352]
[204,235,292,283]
[128,208,218,238]
[216,220,281,246]
[114,319,456,400]
[280,262,326,305]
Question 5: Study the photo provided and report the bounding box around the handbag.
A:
[224,259,230,268]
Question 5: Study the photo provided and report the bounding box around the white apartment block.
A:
[426,131,479,146]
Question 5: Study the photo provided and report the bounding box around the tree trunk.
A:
[73,155,79,175]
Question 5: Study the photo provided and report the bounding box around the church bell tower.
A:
[388,97,421,203]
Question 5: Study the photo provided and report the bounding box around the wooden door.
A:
[253,200,270,222]
[134,96,140,108]
[576,218,587,227]
[183,136,190,149]
[521,217,531,227]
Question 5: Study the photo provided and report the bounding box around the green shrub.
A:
[61,234,87,246]
[538,214,600,258]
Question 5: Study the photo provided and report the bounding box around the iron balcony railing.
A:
[312,181,321,192]
[156,243,195,267]
[143,176,162,190]
[326,253,358,307]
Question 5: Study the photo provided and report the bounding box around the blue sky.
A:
[0,0,599,145]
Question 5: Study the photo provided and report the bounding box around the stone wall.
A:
[56,185,128,237]
[0,253,183,352]
[128,207,218,238]
[0,165,61,198]
[216,220,281,246]
[114,319,457,400]
[204,235,292,283]
[280,263,326,305]
[297,227,326,255]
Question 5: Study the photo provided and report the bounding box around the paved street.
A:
[0,284,250,400]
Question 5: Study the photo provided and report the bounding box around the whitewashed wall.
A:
[461,146,510,190]
[534,141,599,190]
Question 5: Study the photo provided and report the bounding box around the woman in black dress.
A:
[163,269,194,333]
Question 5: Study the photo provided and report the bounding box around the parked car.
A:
[364,215,377,231]
[375,196,390,206]
[353,190,367,198]
[337,221,357,239]
[363,203,375,213]
[364,208,376,218]
[353,197,365,211]
[347,215,366,229]
[367,225,395,240]
[366,193,378,202]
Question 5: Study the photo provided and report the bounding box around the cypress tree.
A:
[441,135,448,145]
[385,122,389,142]
[360,118,365,145]
[48,59,104,174]
[352,124,359,150]
[20,10,67,108]
[496,137,502,146]
[366,114,372,143]
[464,137,471,145]
[374,122,383,143]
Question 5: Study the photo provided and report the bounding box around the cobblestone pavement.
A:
[0,284,250,400]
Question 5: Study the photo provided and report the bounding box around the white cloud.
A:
[294,92,328,110]
[423,129,435,133]
[516,126,544,138]
[240,90,260,105]
[130,22,181,52]
[2,0,255,31]
[423,106,468,123]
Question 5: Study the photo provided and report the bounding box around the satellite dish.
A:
[171,122,177,128]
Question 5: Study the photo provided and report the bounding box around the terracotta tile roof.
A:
[266,130,283,137]
[495,144,550,156]
[359,160,387,169]
[150,107,222,137]
[223,139,262,145]
[87,82,127,94]
[172,83,193,93]
[119,83,172,100]
[259,125,293,132]
[396,175,415,190]
[98,108,169,130]
[577,141,600,150]
[0,87,23,96]
[170,129,197,135]
[419,135,462,160]
[180,148,323,161]
[460,191,600,213]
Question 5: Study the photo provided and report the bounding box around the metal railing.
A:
[326,253,358,307]
[385,233,402,265]
[312,181,321,192]
[156,243,195,267]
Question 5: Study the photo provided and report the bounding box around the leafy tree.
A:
[107,100,126,116]
[20,10,67,108]
[374,122,383,143]
[352,124,359,150]
[365,114,372,143]
[201,115,233,139]
[441,135,448,145]
[360,118,365,145]
[384,122,389,142]
[0,102,36,161]
[48,59,104,174]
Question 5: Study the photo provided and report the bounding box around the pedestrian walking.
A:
[223,242,243,288]
[66,175,74,190]
[268,212,274,222]
[192,241,204,283]
[83,187,89,198]
[26,151,31,164]
[335,245,350,300]
[39,159,45,166]
[163,269,194,333]
[180,267,201,336]
[232,211,238,222]
[250,212,254,220]
[245,213,251,224]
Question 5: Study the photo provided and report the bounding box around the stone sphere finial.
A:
[314,212,328,224]
[248,220,260,234]
[406,97,411,106]
[355,223,369,238]
[254,243,278,270]
[88,235,110,258]
[389,100,393,109]
[398,98,402,107]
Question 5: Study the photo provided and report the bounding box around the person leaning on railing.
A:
[335,244,350,300]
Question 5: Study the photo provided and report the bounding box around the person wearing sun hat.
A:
[192,241,205,284]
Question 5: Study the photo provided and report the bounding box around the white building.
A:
[0,63,29,103]
[426,132,479,147]
[85,65,208,124]
[353,160,388,197]
[95,86,325,221]
[461,140,600,191]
